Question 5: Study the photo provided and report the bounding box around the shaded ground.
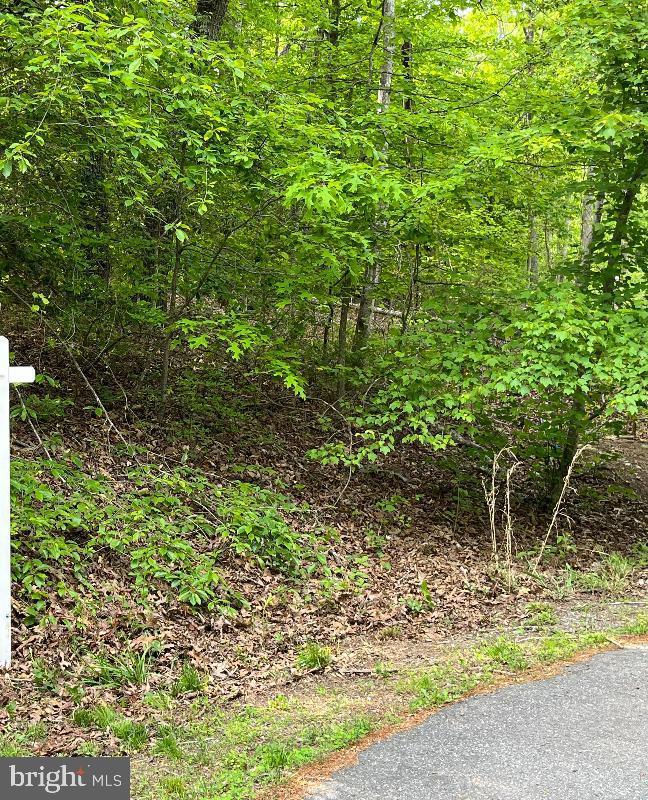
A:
[1,390,648,754]
[1,338,647,767]
[305,645,648,800]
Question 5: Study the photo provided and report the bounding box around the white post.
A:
[0,337,35,670]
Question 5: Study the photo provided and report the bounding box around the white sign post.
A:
[0,337,35,669]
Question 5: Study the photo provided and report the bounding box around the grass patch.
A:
[523,601,558,630]
[87,649,154,688]
[295,642,332,671]
[72,705,150,752]
[171,663,207,696]
[0,724,47,757]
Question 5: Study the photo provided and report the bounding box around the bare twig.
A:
[533,445,592,570]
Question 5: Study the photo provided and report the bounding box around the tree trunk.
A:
[82,151,111,280]
[601,141,648,298]
[353,0,396,353]
[192,0,229,39]
[336,270,351,400]
[527,212,539,285]
[160,234,183,405]
[579,167,604,270]
[546,390,585,508]
[544,164,603,505]
[523,16,539,287]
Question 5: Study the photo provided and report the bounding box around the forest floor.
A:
[0,349,647,799]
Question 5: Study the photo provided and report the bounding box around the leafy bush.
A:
[312,285,648,503]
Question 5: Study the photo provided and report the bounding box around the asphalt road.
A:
[307,647,648,800]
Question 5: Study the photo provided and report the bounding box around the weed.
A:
[620,613,648,635]
[364,529,387,553]
[32,659,59,692]
[72,704,116,730]
[155,729,183,759]
[257,742,312,773]
[295,643,332,670]
[143,691,173,710]
[89,649,153,688]
[0,724,47,757]
[479,637,528,671]
[374,662,395,678]
[420,579,437,609]
[171,662,206,696]
[630,544,648,568]
[404,596,425,614]
[377,625,402,640]
[536,630,607,663]
[0,737,29,757]
[161,777,187,797]
[319,718,373,749]
[568,553,634,595]
[524,601,558,629]
[71,704,147,749]
[111,720,149,750]
[406,664,480,711]
[267,694,290,711]
[67,685,84,704]
[76,741,100,757]
[536,631,580,662]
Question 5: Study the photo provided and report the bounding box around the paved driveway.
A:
[307,647,648,800]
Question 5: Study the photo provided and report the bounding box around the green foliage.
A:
[405,664,481,711]
[155,728,184,760]
[524,602,558,630]
[73,704,150,750]
[11,456,312,620]
[88,649,155,688]
[171,663,207,697]
[295,643,332,671]
[315,284,648,498]
[479,637,529,671]
[0,0,646,511]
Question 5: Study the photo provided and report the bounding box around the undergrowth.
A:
[11,455,316,623]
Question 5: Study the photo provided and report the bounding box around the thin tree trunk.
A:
[527,212,539,285]
[160,234,183,404]
[322,299,334,356]
[82,151,111,280]
[601,141,648,297]
[353,0,396,352]
[400,40,417,334]
[579,166,605,270]
[545,166,601,505]
[544,217,552,272]
[401,242,420,334]
[523,17,539,287]
[336,270,351,400]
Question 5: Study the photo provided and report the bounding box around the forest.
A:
[0,0,647,797]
